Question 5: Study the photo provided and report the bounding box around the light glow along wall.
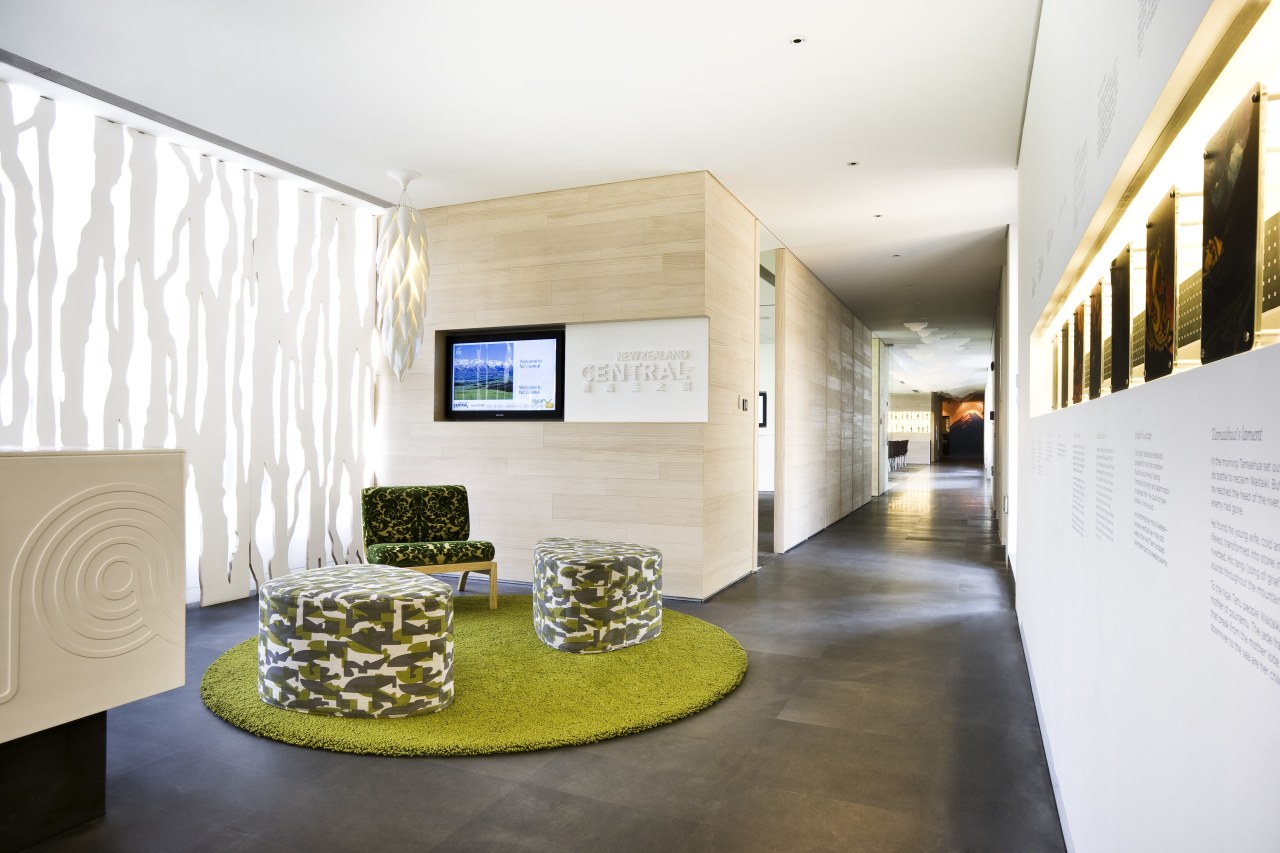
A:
[0,80,377,604]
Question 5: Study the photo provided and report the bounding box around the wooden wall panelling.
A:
[841,311,855,517]
[774,249,875,552]
[871,337,884,495]
[701,174,758,598]
[854,320,874,507]
[375,172,720,598]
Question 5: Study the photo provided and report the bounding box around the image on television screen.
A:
[451,337,559,412]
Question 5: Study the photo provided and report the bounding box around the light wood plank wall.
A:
[871,337,890,495]
[773,248,876,553]
[702,175,759,597]
[373,172,758,599]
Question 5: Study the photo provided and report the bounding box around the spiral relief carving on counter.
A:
[0,484,183,705]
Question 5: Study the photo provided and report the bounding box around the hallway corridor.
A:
[38,462,1064,853]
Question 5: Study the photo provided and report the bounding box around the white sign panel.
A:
[565,317,709,423]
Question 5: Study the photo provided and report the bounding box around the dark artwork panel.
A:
[1052,335,1059,410]
[1202,85,1261,363]
[949,409,985,457]
[1089,281,1103,399]
[1111,245,1130,391]
[1145,189,1177,381]
[1072,303,1084,404]
[1060,322,1070,408]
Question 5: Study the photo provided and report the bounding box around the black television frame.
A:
[442,326,566,421]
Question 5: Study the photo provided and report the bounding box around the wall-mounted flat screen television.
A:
[444,327,565,420]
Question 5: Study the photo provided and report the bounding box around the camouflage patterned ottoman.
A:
[532,538,662,653]
[257,564,454,717]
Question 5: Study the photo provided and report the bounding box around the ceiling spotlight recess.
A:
[847,161,859,166]
[790,35,807,44]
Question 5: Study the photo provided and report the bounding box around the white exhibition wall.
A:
[0,80,377,604]
[1023,347,1280,851]
[1015,0,1279,850]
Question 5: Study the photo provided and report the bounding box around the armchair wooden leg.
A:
[488,565,498,610]
[459,570,471,591]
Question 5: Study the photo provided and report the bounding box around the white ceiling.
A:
[0,0,1040,398]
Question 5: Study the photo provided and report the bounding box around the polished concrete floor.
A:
[757,490,775,564]
[35,461,1064,852]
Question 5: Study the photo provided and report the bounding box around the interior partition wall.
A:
[373,172,759,600]
[870,337,888,496]
[0,79,377,605]
[995,228,1018,551]
[772,248,875,554]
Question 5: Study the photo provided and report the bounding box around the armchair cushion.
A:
[367,540,495,568]
[362,485,471,546]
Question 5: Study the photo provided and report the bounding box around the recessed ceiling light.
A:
[791,36,807,44]
[847,161,859,166]
[873,214,883,218]
[892,253,902,257]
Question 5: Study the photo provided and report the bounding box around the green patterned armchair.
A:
[361,485,498,609]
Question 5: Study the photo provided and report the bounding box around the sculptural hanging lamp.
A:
[376,170,430,381]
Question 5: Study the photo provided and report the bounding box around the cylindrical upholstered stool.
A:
[532,538,662,653]
[257,564,454,717]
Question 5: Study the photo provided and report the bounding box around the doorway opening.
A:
[757,228,780,568]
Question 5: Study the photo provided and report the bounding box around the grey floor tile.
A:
[679,782,944,853]
[228,760,516,852]
[31,459,1062,853]
[108,750,288,827]
[522,748,727,821]
[435,784,697,852]
[736,719,936,814]
[28,792,230,853]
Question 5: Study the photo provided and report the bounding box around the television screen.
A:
[446,328,565,419]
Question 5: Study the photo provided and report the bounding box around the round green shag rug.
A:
[200,594,747,756]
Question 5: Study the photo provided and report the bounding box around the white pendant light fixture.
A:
[376,170,430,381]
